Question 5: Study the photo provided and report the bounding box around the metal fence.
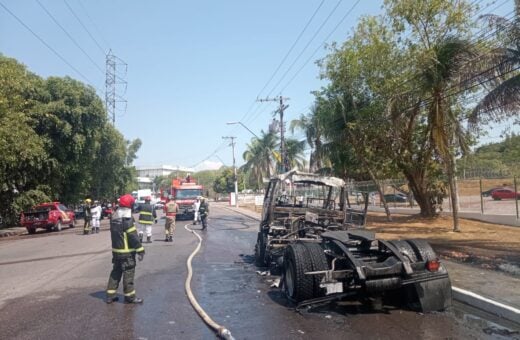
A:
[348,177,520,218]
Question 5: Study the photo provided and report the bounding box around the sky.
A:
[0,0,516,171]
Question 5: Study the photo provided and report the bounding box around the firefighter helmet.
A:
[119,194,135,208]
[85,198,92,203]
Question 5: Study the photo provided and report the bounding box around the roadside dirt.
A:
[366,212,520,277]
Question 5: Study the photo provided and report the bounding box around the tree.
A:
[470,0,520,119]
[241,131,279,187]
[213,167,244,194]
[284,138,306,170]
[290,106,328,172]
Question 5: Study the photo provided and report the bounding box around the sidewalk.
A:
[224,205,520,325]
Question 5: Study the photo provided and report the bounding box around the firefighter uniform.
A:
[164,200,178,242]
[83,199,92,235]
[138,198,156,243]
[199,198,209,230]
[106,195,145,304]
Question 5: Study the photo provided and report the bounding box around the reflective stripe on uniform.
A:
[138,220,153,225]
[126,226,137,233]
[135,247,144,252]
[112,248,136,253]
[140,211,152,216]
[123,232,129,250]
[107,289,117,294]
[124,290,136,296]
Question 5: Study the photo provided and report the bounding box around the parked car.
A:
[383,193,408,203]
[21,202,75,234]
[491,188,520,200]
[482,187,512,197]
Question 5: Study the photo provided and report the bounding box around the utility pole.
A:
[105,50,127,125]
[257,95,290,173]
[222,136,239,208]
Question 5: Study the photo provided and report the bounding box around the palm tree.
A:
[289,105,327,172]
[416,37,476,232]
[470,3,520,128]
[284,138,307,170]
[241,131,279,188]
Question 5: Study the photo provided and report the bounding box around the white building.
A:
[136,165,194,190]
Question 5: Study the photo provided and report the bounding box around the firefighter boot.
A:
[165,236,169,242]
[138,233,143,243]
[125,297,144,304]
[96,227,100,234]
[169,235,173,242]
[106,296,119,304]
[147,236,152,243]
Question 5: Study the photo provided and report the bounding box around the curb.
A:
[0,229,26,238]
[225,206,520,326]
[452,286,520,325]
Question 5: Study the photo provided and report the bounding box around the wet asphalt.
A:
[0,204,517,339]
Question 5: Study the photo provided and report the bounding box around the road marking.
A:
[452,286,520,324]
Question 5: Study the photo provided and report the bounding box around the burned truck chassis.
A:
[254,171,452,312]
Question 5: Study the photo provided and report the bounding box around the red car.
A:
[21,202,76,234]
[491,188,520,200]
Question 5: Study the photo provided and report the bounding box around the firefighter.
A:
[164,196,178,242]
[199,197,209,230]
[106,194,145,304]
[83,199,92,235]
[138,196,156,243]
[192,196,201,225]
[91,200,102,234]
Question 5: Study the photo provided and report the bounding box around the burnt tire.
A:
[389,240,418,263]
[406,239,437,262]
[254,231,267,267]
[283,243,314,302]
[301,242,329,298]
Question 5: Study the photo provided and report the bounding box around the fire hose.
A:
[184,224,235,340]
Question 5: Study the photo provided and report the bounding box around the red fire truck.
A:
[162,178,204,220]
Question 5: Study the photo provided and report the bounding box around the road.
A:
[0,204,515,339]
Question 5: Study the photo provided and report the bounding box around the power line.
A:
[264,0,344,99]
[77,0,110,50]
[255,0,326,99]
[63,0,106,55]
[36,0,105,75]
[232,1,327,131]
[0,1,97,87]
[278,0,362,94]
[245,0,361,126]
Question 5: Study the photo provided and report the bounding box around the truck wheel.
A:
[254,231,268,267]
[389,240,418,263]
[54,220,62,232]
[27,228,36,235]
[283,243,314,302]
[407,239,437,262]
[301,242,329,298]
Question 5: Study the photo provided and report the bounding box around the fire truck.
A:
[162,177,204,220]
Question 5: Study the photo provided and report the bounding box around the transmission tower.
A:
[257,95,290,173]
[105,50,127,124]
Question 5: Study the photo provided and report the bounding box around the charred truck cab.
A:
[254,170,451,312]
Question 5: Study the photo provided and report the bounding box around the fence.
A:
[349,177,520,219]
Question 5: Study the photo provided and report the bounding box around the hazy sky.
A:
[1,0,515,170]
